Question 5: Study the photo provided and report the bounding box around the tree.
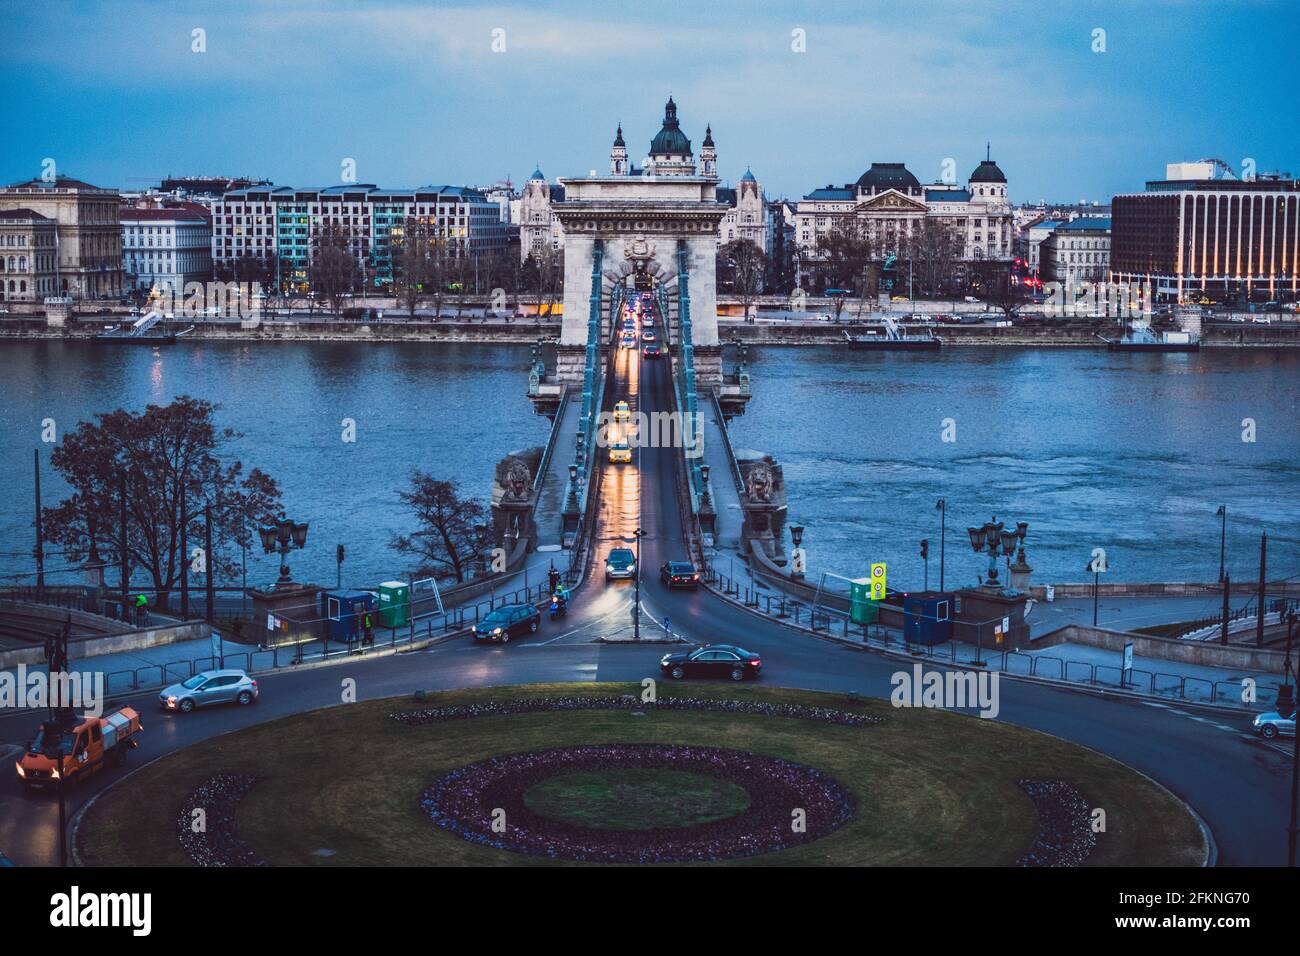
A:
[987,265,1029,321]
[521,244,563,322]
[813,219,876,321]
[390,472,486,583]
[310,222,359,317]
[904,219,963,298]
[718,239,768,322]
[391,218,436,318]
[41,397,282,610]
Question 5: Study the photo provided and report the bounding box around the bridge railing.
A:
[698,562,1282,711]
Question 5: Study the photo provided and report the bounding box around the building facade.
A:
[1111,168,1300,302]
[1039,217,1111,284]
[0,176,125,298]
[794,153,1013,289]
[211,183,510,290]
[120,206,212,291]
[717,169,769,255]
[0,208,58,302]
[519,169,565,262]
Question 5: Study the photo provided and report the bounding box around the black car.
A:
[660,644,762,681]
[660,561,699,589]
[472,603,540,643]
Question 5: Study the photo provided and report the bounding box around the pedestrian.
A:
[663,615,671,637]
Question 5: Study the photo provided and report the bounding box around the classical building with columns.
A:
[1111,164,1300,303]
[794,152,1013,289]
[0,176,125,299]
[552,97,727,385]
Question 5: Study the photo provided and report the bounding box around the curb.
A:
[1,627,473,724]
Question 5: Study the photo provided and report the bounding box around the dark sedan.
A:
[660,644,762,681]
[642,342,662,359]
[472,603,540,643]
[660,561,699,589]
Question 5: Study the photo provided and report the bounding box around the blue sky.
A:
[2,0,1297,202]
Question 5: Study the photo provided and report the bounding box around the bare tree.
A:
[813,219,876,322]
[904,219,963,298]
[390,472,486,583]
[42,397,282,609]
[718,239,768,322]
[310,221,359,317]
[391,217,436,318]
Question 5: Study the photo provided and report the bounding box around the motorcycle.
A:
[549,591,568,620]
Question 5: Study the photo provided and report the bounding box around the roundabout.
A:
[75,682,1207,867]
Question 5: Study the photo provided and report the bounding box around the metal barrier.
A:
[697,552,1281,712]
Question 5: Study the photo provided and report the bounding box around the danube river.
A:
[1,340,1296,591]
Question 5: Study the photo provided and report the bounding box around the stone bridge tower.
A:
[552,98,727,386]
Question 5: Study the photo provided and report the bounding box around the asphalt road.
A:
[0,338,1293,867]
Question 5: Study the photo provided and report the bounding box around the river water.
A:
[0,340,1296,591]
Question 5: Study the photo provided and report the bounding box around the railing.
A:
[698,562,1284,710]
[63,578,570,703]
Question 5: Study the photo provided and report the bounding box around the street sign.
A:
[1122,642,1134,687]
[869,562,887,601]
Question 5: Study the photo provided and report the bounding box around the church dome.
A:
[650,96,692,156]
[855,162,920,192]
[969,159,1006,183]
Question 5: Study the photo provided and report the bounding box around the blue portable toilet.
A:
[321,589,376,644]
[902,591,954,646]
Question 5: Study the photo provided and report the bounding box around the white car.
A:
[1252,710,1296,739]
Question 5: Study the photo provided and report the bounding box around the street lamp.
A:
[1216,505,1227,582]
[259,511,309,588]
[631,527,645,641]
[935,499,946,592]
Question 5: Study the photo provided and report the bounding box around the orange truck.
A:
[15,708,142,790]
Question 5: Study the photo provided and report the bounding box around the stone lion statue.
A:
[504,458,531,500]
[745,462,773,503]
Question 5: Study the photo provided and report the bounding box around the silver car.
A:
[159,669,259,713]
[1252,710,1296,739]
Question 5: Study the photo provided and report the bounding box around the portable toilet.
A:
[321,589,375,644]
[902,591,954,646]
[849,578,879,626]
[376,580,410,628]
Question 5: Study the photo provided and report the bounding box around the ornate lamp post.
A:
[259,511,309,589]
[698,464,717,543]
[968,517,1007,590]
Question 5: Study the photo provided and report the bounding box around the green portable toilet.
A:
[849,578,879,625]
[377,580,410,627]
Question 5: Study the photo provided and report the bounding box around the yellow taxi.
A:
[608,441,632,463]
[613,400,631,421]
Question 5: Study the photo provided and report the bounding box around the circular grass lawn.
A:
[77,681,1207,867]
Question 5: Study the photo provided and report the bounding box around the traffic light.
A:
[337,544,345,564]
[920,538,929,560]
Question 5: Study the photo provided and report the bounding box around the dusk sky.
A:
[3,0,1297,203]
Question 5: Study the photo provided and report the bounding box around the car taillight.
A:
[750,659,761,666]
[693,573,699,580]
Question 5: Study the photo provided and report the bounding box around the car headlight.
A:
[1253,715,1262,726]
[627,563,635,572]
[607,564,616,572]
[15,762,25,778]
[492,627,502,635]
